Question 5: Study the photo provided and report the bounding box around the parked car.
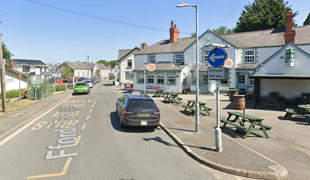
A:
[116,91,160,128]
[84,80,93,88]
[73,82,90,95]
[78,77,88,82]
[109,75,115,79]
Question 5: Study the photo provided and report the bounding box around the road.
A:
[0,80,240,180]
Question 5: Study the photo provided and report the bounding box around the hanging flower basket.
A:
[152,73,155,77]
[132,73,135,76]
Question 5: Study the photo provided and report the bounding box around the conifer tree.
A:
[235,0,298,32]
[303,13,310,25]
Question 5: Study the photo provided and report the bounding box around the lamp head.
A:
[176,1,187,7]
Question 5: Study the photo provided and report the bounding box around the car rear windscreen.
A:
[128,100,157,110]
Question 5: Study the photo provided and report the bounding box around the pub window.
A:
[175,54,183,64]
[204,50,211,62]
[244,50,255,63]
[127,60,132,68]
[147,73,154,84]
[157,73,164,84]
[125,72,133,81]
[137,72,144,84]
[149,55,155,64]
[167,73,175,85]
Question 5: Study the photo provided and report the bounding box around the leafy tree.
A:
[212,26,235,35]
[2,42,11,61]
[191,33,197,37]
[235,0,298,33]
[97,60,118,69]
[61,62,74,79]
[303,12,310,25]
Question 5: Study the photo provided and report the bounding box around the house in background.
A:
[118,45,144,86]
[0,68,27,92]
[11,59,50,73]
[57,61,109,79]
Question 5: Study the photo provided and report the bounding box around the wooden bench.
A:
[182,105,195,114]
[284,108,297,120]
[163,96,171,102]
[220,119,247,130]
[201,106,212,116]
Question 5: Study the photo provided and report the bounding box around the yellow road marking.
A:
[52,112,61,117]
[75,136,81,145]
[81,124,86,130]
[46,121,54,129]
[86,115,90,120]
[89,109,92,113]
[92,105,94,108]
[26,157,72,179]
[93,101,96,104]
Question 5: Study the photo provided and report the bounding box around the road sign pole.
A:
[215,80,222,152]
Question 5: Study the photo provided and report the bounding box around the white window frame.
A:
[244,50,255,63]
[147,73,154,84]
[157,73,164,85]
[125,72,133,81]
[137,72,144,84]
[175,54,183,64]
[149,55,155,64]
[204,50,211,62]
[127,59,132,68]
[167,73,176,85]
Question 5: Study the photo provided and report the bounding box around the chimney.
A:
[141,42,147,49]
[169,20,179,43]
[284,9,296,43]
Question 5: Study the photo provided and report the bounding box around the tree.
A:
[97,60,109,66]
[97,60,118,69]
[2,42,11,61]
[235,0,298,33]
[212,26,235,35]
[61,62,74,79]
[191,33,197,37]
[304,12,310,25]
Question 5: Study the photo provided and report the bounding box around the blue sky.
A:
[1,0,309,64]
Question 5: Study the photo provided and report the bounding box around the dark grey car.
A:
[116,93,160,128]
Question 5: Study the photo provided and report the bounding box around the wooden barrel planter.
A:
[229,90,238,101]
[234,95,246,110]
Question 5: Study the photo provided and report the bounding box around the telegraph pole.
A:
[0,25,7,112]
[87,56,89,78]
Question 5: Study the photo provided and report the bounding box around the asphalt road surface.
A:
[0,80,247,180]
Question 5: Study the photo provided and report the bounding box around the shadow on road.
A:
[109,112,155,133]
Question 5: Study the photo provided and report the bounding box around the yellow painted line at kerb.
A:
[92,105,94,108]
[89,109,92,113]
[86,115,90,120]
[26,157,72,179]
[81,124,86,131]
[75,136,81,145]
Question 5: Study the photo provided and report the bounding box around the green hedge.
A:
[56,84,66,91]
[0,88,27,99]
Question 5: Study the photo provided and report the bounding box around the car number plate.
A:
[141,121,147,126]
[137,113,150,117]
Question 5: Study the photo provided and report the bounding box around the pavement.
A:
[1,86,310,180]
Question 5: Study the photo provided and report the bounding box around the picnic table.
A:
[154,89,164,97]
[163,93,182,104]
[296,93,310,104]
[284,105,310,125]
[261,92,284,110]
[220,111,272,139]
[182,100,212,116]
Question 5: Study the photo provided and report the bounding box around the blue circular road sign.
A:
[208,48,227,67]
[113,67,119,74]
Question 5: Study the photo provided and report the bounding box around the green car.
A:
[73,82,90,95]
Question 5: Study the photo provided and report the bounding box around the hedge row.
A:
[0,84,66,99]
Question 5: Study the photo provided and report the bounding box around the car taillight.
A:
[153,111,160,115]
[124,110,134,115]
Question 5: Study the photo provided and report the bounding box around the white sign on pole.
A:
[208,67,228,80]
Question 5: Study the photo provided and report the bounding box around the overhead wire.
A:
[24,0,191,34]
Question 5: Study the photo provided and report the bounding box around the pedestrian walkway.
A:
[0,91,72,142]
[153,93,310,180]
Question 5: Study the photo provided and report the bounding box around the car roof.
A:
[126,93,152,100]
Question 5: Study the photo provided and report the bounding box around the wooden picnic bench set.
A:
[284,104,310,125]
[154,89,183,104]
[220,111,272,139]
[182,100,212,116]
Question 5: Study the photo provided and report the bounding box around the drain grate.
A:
[6,112,27,118]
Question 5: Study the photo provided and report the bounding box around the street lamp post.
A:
[177,1,200,132]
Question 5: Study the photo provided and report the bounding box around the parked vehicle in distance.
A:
[73,82,90,95]
[91,78,97,85]
[84,80,93,88]
[109,75,115,79]
[116,91,160,128]
[56,79,68,83]
[78,77,88,82]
